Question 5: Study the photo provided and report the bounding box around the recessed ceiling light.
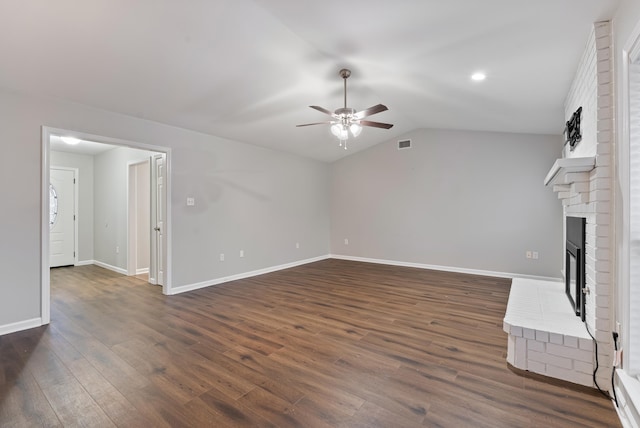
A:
[61,136,80,145]
[471,72,486,81]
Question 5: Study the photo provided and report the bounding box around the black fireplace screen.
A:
[566,216,586,321]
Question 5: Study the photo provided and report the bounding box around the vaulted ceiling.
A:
[0,0,620,162]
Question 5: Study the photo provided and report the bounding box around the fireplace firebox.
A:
[566,216,586,321]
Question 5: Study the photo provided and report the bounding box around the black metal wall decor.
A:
[565,106,582,151]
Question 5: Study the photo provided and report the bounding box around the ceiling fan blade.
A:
[354,104,388,119]
[296,121,333,127]
[309,105,336,117]
[360,120,394,129]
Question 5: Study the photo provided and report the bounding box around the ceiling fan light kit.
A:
[297,68,393,150]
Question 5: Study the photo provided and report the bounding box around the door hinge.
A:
[74,215,76,220]
[73,178,76,184]
[73,251,76,257]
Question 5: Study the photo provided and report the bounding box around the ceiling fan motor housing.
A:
[335,107,356,116]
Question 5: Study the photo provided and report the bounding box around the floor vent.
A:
[398,139,412,150]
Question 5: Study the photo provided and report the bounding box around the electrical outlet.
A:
[526,251,532,259]
[296,242,300,249]
[239,250,244,258]
[116,246,119,254]
[344,238,349,245]
[532,251,539,260]
[186,197,195,206]
[219,253,225,262]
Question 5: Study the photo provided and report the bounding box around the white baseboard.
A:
[0,317,44,336]
[616,370,640,428]
[170,254,561,296]
[75,260,146,277]
[93,260,128,275]
[169,255,331,295]
[330,254,562,283]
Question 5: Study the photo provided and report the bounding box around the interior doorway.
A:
[126,154,166,286]
[41,127,172,324]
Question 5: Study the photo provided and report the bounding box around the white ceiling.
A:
[0,0,620,162]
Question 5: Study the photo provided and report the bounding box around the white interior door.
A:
[150,154,165,285]
[50,168,75,267]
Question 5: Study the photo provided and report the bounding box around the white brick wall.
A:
[506,21,614,391]
[563,21,614,390]
[561,21,613,389]
[564,26,597,158]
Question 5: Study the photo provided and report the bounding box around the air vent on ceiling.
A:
[398,139,411,150]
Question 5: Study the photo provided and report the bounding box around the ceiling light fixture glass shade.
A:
[350,123,362,137]
[330,123,342,137]
[331,123,350,140]
[331,120,363,143]
[61,136,80,145]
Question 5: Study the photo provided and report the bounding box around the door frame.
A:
[614,16,640,428]
[49,166,79,267]
[41,126,173,324]
[619,15,640,376]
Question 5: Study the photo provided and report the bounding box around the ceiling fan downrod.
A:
[340,68,351,109]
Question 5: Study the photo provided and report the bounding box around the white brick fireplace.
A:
[504,21,614,389]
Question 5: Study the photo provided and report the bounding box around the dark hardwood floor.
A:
[0,260,621,427]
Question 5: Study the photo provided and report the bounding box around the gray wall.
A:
[50,150,95,263]
[330,128,564,278]
[0,88,330,328]
[0,87,563,331]
[171,139,330,285]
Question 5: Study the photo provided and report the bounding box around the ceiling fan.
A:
[297,68,393,148]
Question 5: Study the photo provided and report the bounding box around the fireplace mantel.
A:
[544,156,596,187]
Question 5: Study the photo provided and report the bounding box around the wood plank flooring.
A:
[0,260,621,427]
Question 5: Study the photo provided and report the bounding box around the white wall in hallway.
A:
[93,146,156,271]
[133,161,151,272]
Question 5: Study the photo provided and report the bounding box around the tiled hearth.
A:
[504,279,593,386]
